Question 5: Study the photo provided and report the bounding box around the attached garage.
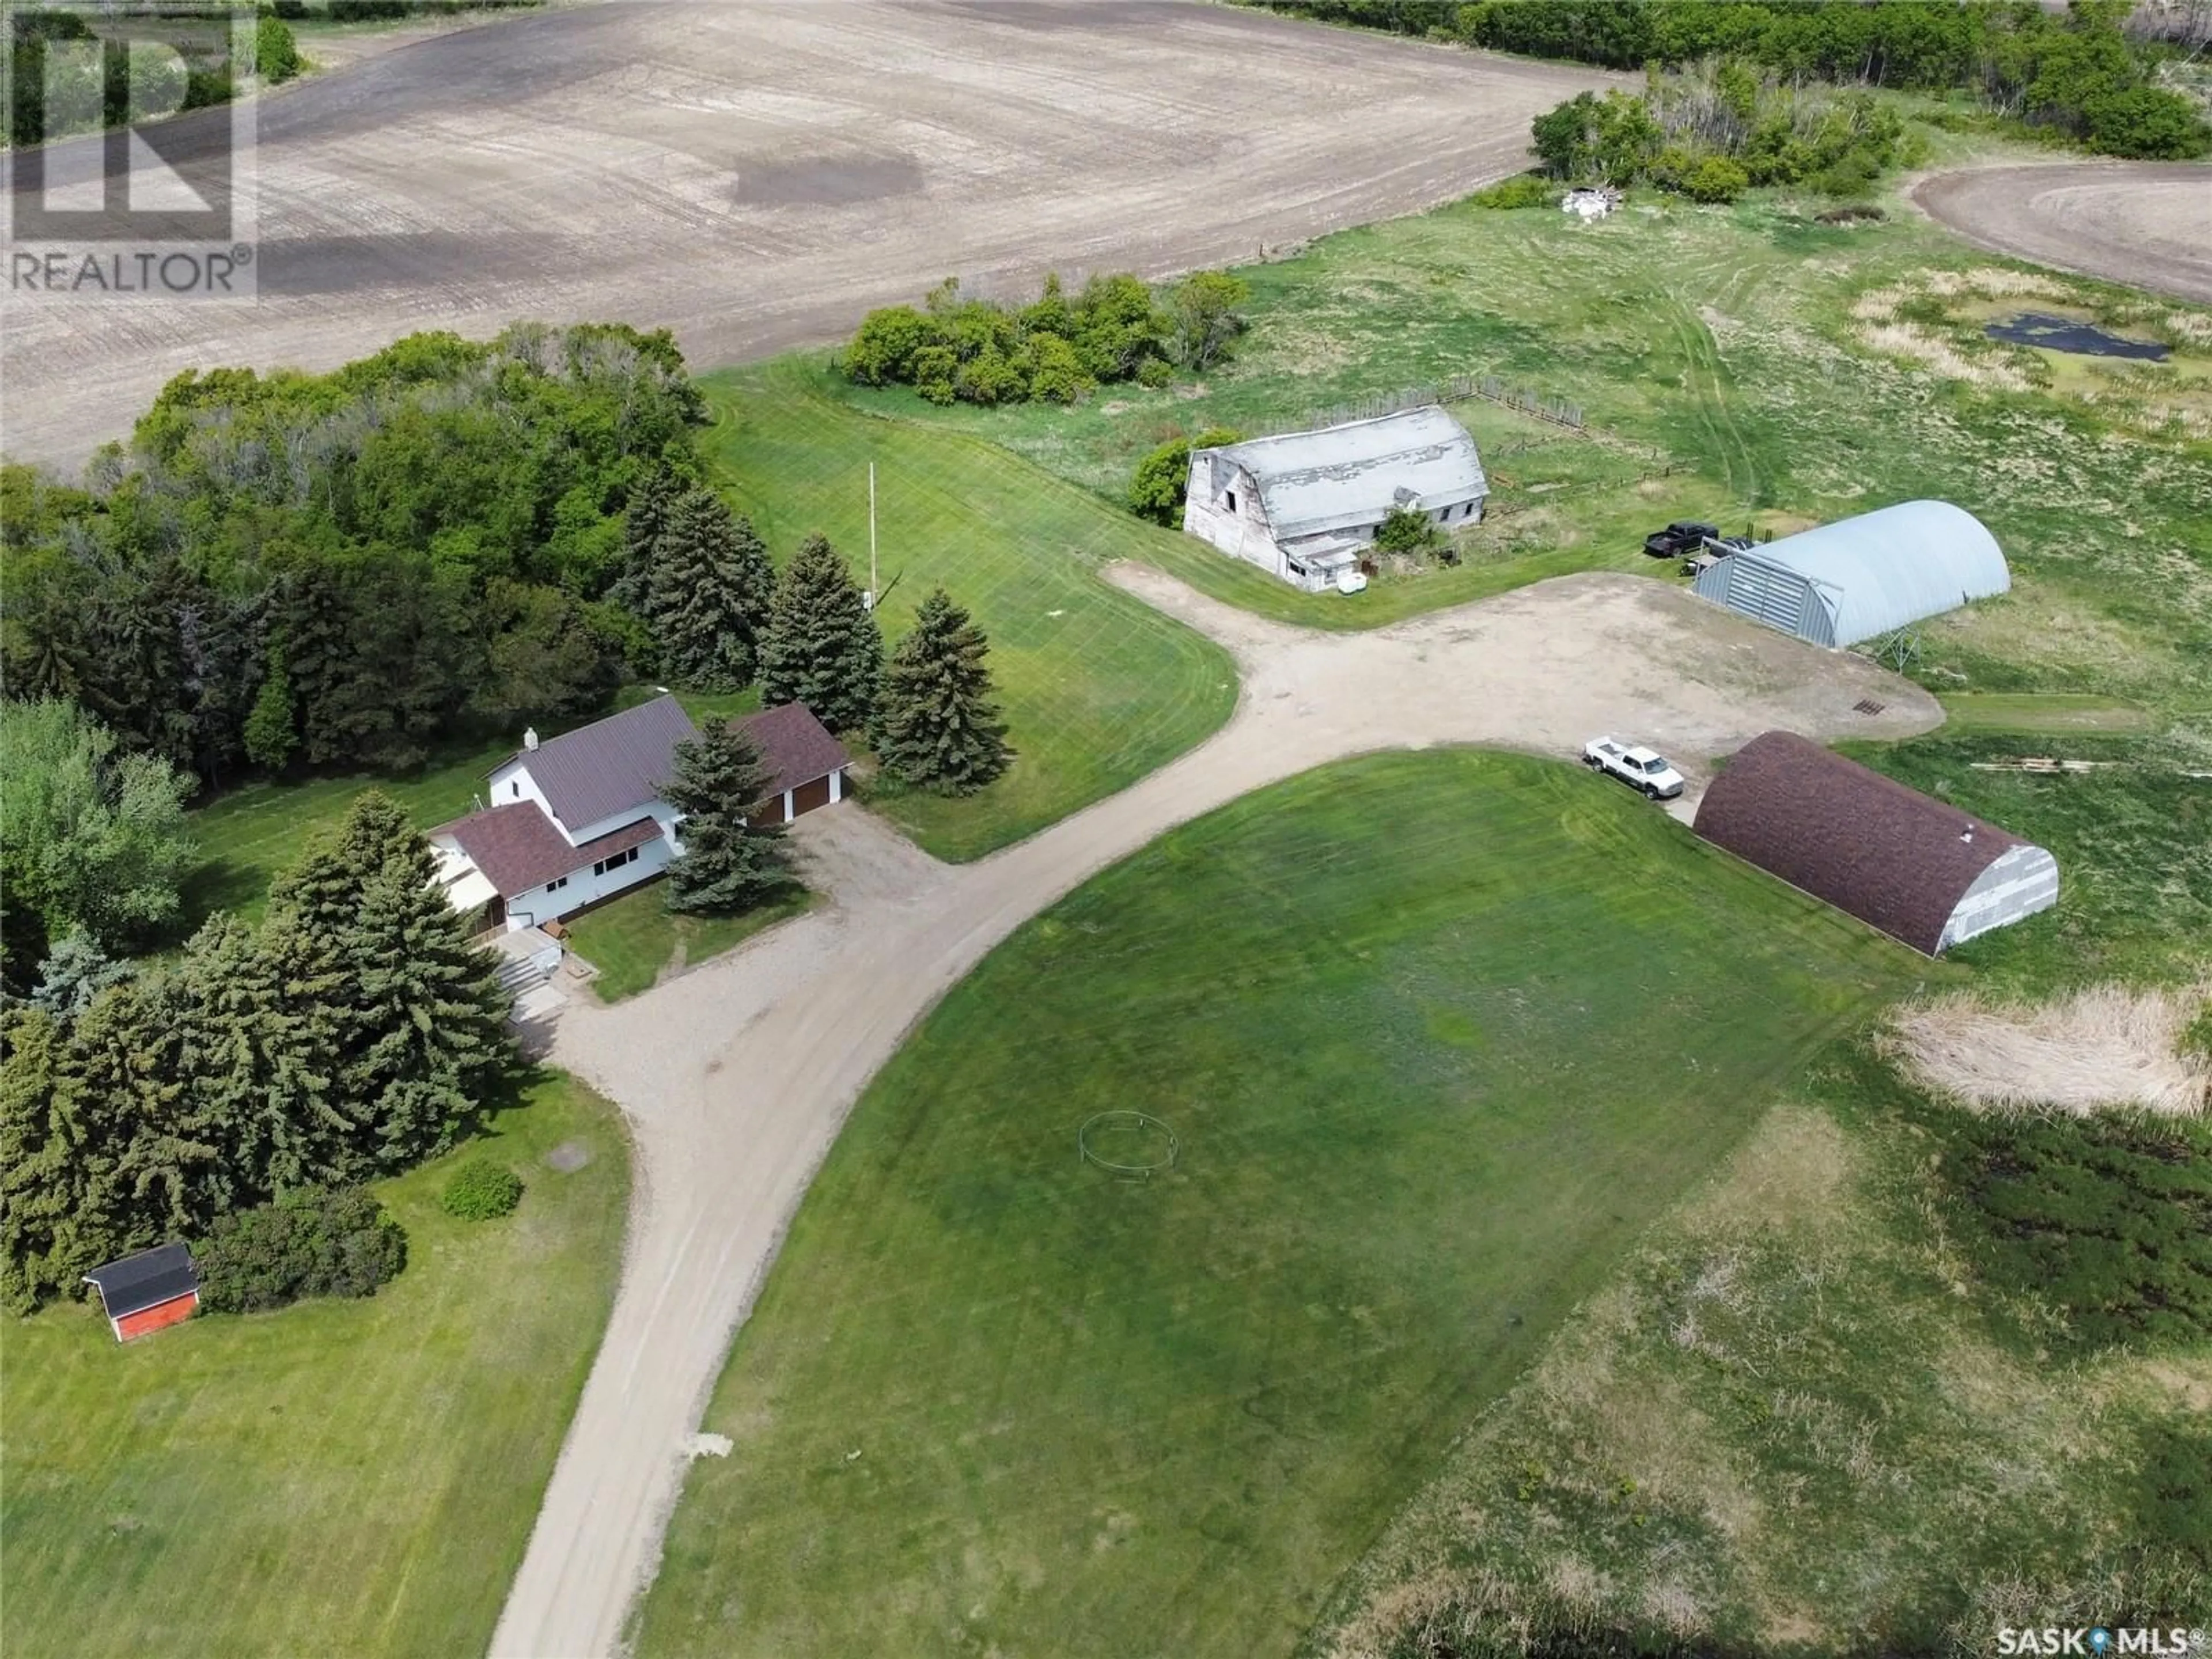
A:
[737,702,849,826]
[1693,500,2009,647]
[1694,731,2058,955]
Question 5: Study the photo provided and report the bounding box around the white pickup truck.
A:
[1582,737,1685,800]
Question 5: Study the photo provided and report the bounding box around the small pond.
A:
[1985,312,2169,361]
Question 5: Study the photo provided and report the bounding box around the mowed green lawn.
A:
[697,362,1236,858]
[1,1075,628,1659]
[634,750,1927,1658]
[565,880,815,1002]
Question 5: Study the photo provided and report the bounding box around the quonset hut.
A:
[1692,500,2009,647]
[1693,732,2058,955]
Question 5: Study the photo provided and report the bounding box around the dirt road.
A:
[0,1,1611,468]
[1914,161,2212,304]
[491,567,1938,1658]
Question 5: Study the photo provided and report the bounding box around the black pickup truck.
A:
[1642,520,1720,559]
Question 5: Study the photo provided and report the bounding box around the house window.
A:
[512,782,521,799]
[591,846,641,878]
[544,876,568,895]
[1225,489,1237,514]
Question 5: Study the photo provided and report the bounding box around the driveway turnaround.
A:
[1914,161,2212,305]
[491,566,1939,1659]
[0,1,1612,468]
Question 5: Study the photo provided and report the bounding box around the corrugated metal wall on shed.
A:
[1694,500,2009,647]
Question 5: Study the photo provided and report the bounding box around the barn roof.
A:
[1207,407,1487,540]
[1732,500,2009,646]
[435,804,661,898]
[84,1242,198,1318]
[1692,730,2033,956]
[736,702,849,799]
[497,695,699,831]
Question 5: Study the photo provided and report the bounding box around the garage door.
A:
[790,775,833,818]
[750,793,786,826]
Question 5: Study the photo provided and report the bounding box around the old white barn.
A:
[1183,407,1487,592]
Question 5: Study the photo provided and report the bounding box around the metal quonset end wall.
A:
[1693,731,2058,956]
[1693,500,2009,647]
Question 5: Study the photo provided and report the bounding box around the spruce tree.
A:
[648,488,774,692]
[613,467,679,613]
[872,588,1011,796]
[268,792,513,1172]
[664,724,791,916]
[29,927,134,1022]
[758,532,882,733]
[178,911,357,1195]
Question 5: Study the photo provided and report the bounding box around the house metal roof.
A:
[84,1242,198,1319]
[1205,407,1486,541]
[434,805,662,898]
[737,702,849,800]
[499,695,699,832]
[1693,730,2037,955]
[1718,500,2010,647]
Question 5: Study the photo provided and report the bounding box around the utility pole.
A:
[867,461,878,611]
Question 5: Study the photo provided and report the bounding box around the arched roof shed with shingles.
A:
[1692,732,2058,955]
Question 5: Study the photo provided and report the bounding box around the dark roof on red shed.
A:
[435,805,661,898]
[497,695,699,831]
[1692,730,2027,956]
[84,1242,198,1319]
[736,702,849,800]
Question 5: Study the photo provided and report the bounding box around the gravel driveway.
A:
[492,566,1938,1659]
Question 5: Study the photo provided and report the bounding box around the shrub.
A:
[255,16,300,83]
[2082,88,2212,160]
[1373,505,1443,557]
[1127,426,1242,526]
[196,1188,407,1314]
[844,305,933,386]
[955,347,1027,407]
[1469,173,1556,209]
[1026,334,1093,404]
[442,1157,524,1221]
[1684,155,1749,203]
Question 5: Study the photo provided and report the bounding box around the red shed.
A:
[84,1242,200,1342]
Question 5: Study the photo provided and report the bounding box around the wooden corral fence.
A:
[1302,373,1586,435]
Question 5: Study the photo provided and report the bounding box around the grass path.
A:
[634,751,1923,1658]
[1,1074,629,1659]
[696,364,1236,858]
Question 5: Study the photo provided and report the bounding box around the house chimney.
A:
[524,727,539,752]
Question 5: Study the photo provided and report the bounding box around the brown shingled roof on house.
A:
[735,702,849,799]
[435,804,662,898]
[495,695,699,832]
[1692,730,2026,956]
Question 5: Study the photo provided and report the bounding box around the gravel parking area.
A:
[1,0,1611,468]
[493,566,1939,1659]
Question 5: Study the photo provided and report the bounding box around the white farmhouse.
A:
[430,695,848,933]
[1182,407,1487,592]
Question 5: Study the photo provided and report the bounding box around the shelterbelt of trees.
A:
[0,324,706,790]
[1263,0,2212,160]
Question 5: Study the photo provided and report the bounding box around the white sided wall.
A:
[1183,457,1287,581]
[1939,842,2060,950]
[503,834,676,931]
